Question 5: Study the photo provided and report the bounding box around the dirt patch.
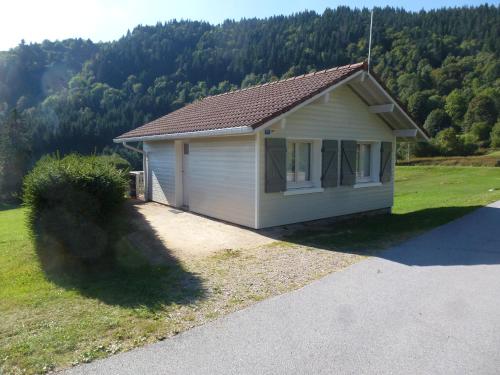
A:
[129,201,279,260]
[132,243,365,346]
[192,244,364,311]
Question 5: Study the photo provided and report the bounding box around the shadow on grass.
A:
[0,201,20,211]
[280,204,500,266]
[282,206,480,253]
[32,201,205,310]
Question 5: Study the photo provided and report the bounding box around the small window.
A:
[183,143,190,155]
[356,143,372,182]
[287,141,312,188]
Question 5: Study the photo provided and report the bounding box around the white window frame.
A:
[356,142,373,183]
[354,141,382,187]
[286,140,314,189]
[283,138,323,194]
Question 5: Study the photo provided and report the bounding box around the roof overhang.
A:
[113,125,254,143]
[347,72,429,141]
[114,68,429,143]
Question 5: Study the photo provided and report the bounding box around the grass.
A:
[1,166,500,374]
[0,206,204,374]
[285,166,500,252]
[397,153,500,167]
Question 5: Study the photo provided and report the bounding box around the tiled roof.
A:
[116,62,366,139]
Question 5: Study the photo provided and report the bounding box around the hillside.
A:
[0,5,499,169]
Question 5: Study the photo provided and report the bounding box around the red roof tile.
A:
[116,62,366,139]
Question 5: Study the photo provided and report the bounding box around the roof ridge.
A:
[202,62,364,101]
[115,60,428,141]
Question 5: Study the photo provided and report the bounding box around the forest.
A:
[0,5,499,198]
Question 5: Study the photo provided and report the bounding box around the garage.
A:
[145,141,176,205]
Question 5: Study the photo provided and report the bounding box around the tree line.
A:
[1,5,499,199]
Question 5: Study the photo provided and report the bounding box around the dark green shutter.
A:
[265,138,286,193]
[341,140,357,186]
[380,141,393,183]
[321,140,338,188]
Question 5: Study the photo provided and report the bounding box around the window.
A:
[287,141,312,188]
[356,143,372,183]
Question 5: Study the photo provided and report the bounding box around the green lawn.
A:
[1,166,500,374]
[285,166,500,251]
[0,205,203,374]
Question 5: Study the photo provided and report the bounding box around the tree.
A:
[0,110,32,201]
[241,73,260,88]
[427,95,444,112]
[469,122,493,146]
[434,128,463,156]
[0,5,499,163]
[463,95,498,131]
[407,92,429,124]
[444,89,468,124]
[423,109,452,137]
[490,121,500,148]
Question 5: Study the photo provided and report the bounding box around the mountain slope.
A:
[0,5,498,165]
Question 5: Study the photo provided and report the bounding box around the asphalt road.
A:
[66,201,500,375]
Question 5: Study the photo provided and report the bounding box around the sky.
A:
[0,0,495,51]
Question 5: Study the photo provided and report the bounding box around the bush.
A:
[412,141,440,157]
[99,153,131,172]
[434,128,463,156]
[23,154,128,262]
[463,94,497,131]
[459,135,479,156]
[423,109,452,137]
[490,121,500,148]
[469,121,493,146]
[430,128,477,156]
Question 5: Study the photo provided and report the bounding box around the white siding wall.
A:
[187,136,256,227]
[144,141,176,205]
[258,85,395,228]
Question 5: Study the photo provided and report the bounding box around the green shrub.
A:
[412,141,440,157]
[460,135,479,155]
[490,121,500,148]
[23,154,128,262]
[469,121,493,146]
[432,128,478,156]
[423,109,452,137]
[463,94,497,130]
[99,153,131,172]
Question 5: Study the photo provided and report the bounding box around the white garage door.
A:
[146,142,176,205]
[186,137,255,227]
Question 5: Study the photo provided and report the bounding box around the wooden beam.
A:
[369,104,395,113]
[393,129,418,137]
[269,118,286,131]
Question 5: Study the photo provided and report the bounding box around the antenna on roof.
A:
[367,9,374,75]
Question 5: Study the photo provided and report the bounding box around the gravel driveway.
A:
[130,201,278,259]
[66,201,500,375]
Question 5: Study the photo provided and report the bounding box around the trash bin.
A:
[129,173,137,198]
